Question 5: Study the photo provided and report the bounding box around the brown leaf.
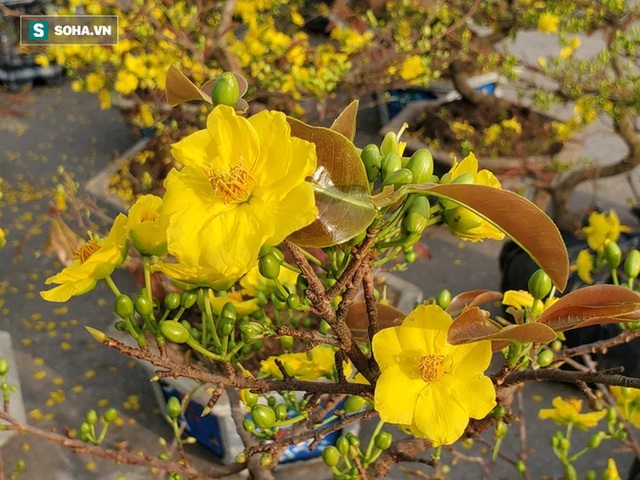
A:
[446,290,503,315]
[345,301,404,341]
[330,100,359,141]
[165,65,211,106]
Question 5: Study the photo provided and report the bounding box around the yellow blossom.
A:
[159,106,317,287]
[575,249,594,284]
[114,70,138,95]
[41,215,129,302]
[208,290,259,316]
[609,386,640,428]
[0,227,5,250]
[399,55,426,82]
[537,12,560,34]
[85,72,105,93]
[538,396,606,430]
[583,210,630,252]
[126,195,167,257]
[260,344,349,380]
[98,90,112,110]
[560,36,581,59]
[503,290,558,315]
[603,459,622,480]
[372,305,496,446]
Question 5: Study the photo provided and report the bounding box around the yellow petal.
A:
[374,364,425,426]
[206,105,259,172]
[262,182,318,246]
[412,381,470,445]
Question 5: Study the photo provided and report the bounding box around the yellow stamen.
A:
[140,211,158,222]
[419,354,449,384]
[74,240,100,263]
[204,160,255,204]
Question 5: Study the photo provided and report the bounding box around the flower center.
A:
[204,160,255,204]
[74,239,100,263]
[419,354,449,384]
[140,211,158,222]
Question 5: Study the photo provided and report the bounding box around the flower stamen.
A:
[73,239,101,263]
[419,354,450,384]
[205,159,255,204]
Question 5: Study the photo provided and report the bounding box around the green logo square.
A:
[28,21,48,41]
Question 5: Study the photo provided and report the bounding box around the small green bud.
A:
[347,433,360,447]
[80,422,91,436]
[211,72,240,107]
[558,437,570,452]
[267,396,277,408]
[219,316,235,337]
[492,405,506,418]
[585,470,597,480]
[279,335,294,352]
[361,144,382,182]
[159,321,191,344]
[494,420,508,439]
[166,396,182,419]
[220,301,237,322]
[336,435,349,455]
[406,148,434,183]
[235,452,248,463]
[403,196,431,235]
[374,431,393,450]
[537,349,554,367]
[436,289,452,309]
[241,389,260,407]
[382,168,413,188]
[515,460,526,474]
[564,464,577,480]
[134,295,153,317]
[84,326,108,343]
[255,291,267,307]
[343,395,369,413]
[86,409,98,425]
[242,418,256,433]
[442,206,483,233]
[275,404,288,421]
[0,358,8,376]
[286,294,302,310]
[404,249,417,263]
[587,432,605,449]
[451,172,476,184]
[114,320,127,331]
[239,322,266,342]
[114,294,135,318]
[381,152,402,180]
[625,249,640,278]
[380,131,399,157]
[528,269,552,300]
[604,241,622,269]
[164,292,181,311]
[322,445,341,467]
[180,291,197,309]
[251,405,276,429]
[103,407,118,423]
[259,254,281,280]
[259,454,272,468]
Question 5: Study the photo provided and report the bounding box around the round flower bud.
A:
[242,418,256,433]
[166,396,182,419]
[275,404,288,422]
[381,152,402,180]
[114,294,135,319]
[374,431,393,450]
[406,149,434,184]
[259,454,272,468]
[436,289,452,309]
[537,349,554,367]
[564,464,577,480]
[404,249,417,263]
[164,292,181,311]
[494,420,507,439]
[103,408,118,423]
[625,249,640,278]
[604,241,622,269]
[211,72,240,107]
[0,359,8,376]
[361,144,382,182]
[279,335,294,352]
[219,316,236,337]
[86,409,98,425]
[585,470,597,480]
[380,131,399,157]
[587,431,605,449]
[343,395,369,413]
[515,460,527,474]
[336,436,349,455]
[259,254,281,280]
[235,452,247,463]
[528,269,552,300]
[382,168,413,188]
[322,445,341,467]
[492,405,506,418]
[403,196,431,235]
[134,295,153,317]
[286,294,303,310]
[442,206,483,235]
[159,321,191,344]
[180,291,197,309]
[347,433,360,447]
[251,405,276,429]
[240,389,260,407]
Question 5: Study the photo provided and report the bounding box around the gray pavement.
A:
[0,76,638,480]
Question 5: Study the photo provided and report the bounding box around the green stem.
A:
[143,256,153,301]
[203,289,221,350]
[274,412,309,428]
[611,268,620,286]
[281,261,301,275]
[373,247,402,267]
[185,337,225,361]
[298,247,324,268]
[124,314,146,347]
[365,419,385,461]
[225,340,246,359]
[273,279,290,300]
[104,276,121,297]
[171,307,186,323]
[95,423,108,444]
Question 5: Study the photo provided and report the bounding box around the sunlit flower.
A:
[114,70,139,95]
[41,215,129,302]
[583,210,630,252]
[151,262,236,291]
[260,344,348,381]
[372,305,496,446]
[537,12,560,34]
[160,105,317,287]
[85,72,105,93]
[502,290,557,314]
[441,153,505,242]
[560,36,581,59]
[538,396,606,430]
[399,55,426,82]
[575,249,594,284]
[603,458,622,480]
[209,290,259,316]
[0,227,5,250]
[609,386,640,428]
[126,195,167,257]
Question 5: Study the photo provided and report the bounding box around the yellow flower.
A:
[98,90,112,110]
[208,290,259,316]
[603,459,622,480]
[503,290,558,315]
[151,262,236,291]
[538,396,606,430]
[240,264,298,297]
[575,249,594,284]
[372,305,496,446]
[34,55,49,67]
[114,71,138,95]
[609,386,640,428]
[560,36,581,59]
[582,210,630,251]
[85,72,105,93]
[260,344,346,381]
[126,195,167,257]
[41,215,129,302]
[399,55,426,82]
[0,227,5,250]
[537,12,560,34]
[160,105,317,286]
[441,153,504,242]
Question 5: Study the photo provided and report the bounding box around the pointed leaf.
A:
[166,65,211,106]
[446,290,503,315]
[490,323,557,343]
[287,118,377,247]
[538,285,640,332]
[345,301,404,341]
[330,100,359,141]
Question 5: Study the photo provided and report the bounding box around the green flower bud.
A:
[159,321,191,344]
[558,437,570,452]
[348,445,360,459]
[211,72,240,107]
[537,349,554,367]
[241,389,260,407]
[492,405,506,418]
[585,470,597,480]
[347,433,360,447]
[164,292,181,311]
[625,249,640,278]
[451,172,476,184]
[114,294,134,319]
[103,407,118,423]
[242,418,256,433]
[219,316,236,337]
[374,431,393,450]
[361,144,382,182]
[235,452,247,463]
[604,241,622,269]
[259,454,272,468]
[134,295,153,317]
[564,464,577,480]
[166,396,182,419]
[336,436,349,455]
[515,460,526,474]
[259,254,281,280]
[382,168,413,188]
[587,432,605,449]
[528,269,552,300]
[275,404,288,421]
[239,322,267,342]
[80,422,91,436]
[406,149,434,183]
[403,196,431,235]
[255,291,267,307]
[267,396,277,408]
[343,395,369,413]
[0,358,8,376]
[220,301,237,322]
[180,291,197,309]
[251,405,276,429]
[322,445,341,467]
[404,249,417,263]
[380,131,399,157]
[436,289,452,309]
[442,206,483,234]
[279,335,294,352]
[494,420,507,439]
[86,409,98,425]
[381,152,402,180]
[286,294,303,310]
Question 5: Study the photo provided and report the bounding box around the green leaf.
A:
[287,118,377,247]
[330,100,359,141]
[165,65,212,106]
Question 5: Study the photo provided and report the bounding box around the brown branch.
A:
[0,411,243,479]
[372,437,433,477]
[557,329,640,360]
[503,368,640,389]
[362,261,379,343]
[274,326,340,347]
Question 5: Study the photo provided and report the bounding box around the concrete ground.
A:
[0,68,639,480]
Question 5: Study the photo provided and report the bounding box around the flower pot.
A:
[0,331,27,447]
